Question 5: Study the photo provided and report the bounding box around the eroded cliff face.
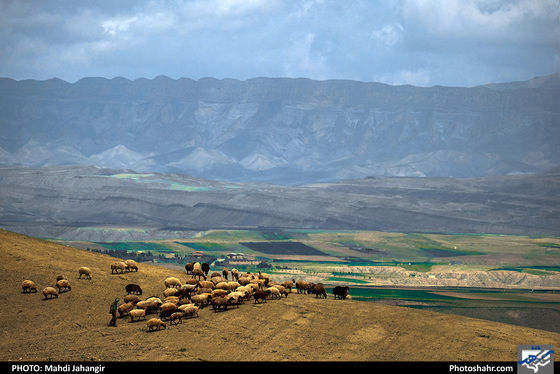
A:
[1,74,558,184]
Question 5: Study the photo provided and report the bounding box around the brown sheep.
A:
[56,279,71,293]
[253,290,268,304]
[147,318,166,332]
[211,296,228,312]
[281,279,295,293]
[21,280,37,293]
[111,262,127,274]
[311,283,327,298]
[42,287,59,300]
[123,294,141,304]
[296,279,310,294]
[125,283,143,295]
[78,267,92,279]
[169,311,185,325]
[164,277,182,289]
[117,302,135,317]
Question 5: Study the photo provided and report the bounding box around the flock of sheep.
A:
[21,265,92,299]
[21,258,350,333]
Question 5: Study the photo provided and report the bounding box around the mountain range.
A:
[1,73,559,185]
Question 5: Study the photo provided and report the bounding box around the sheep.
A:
[191,268,206,281]
[235,285,253,300]
[169,311,185,325]
[125,283,143,295]
[199,280,214,290]
[159,302,178,314]
[281,279,295,293]
[211,289,228,299]
[111,261,127,274]
[222,267,229,280]
[266,287,281,300]
[164,277,182,289]
[274,284,289,298]
[56,274,68,283]
[147,318,166,332]
[333,285,350,300]
[190,293,212,309]
[56,279,71,293]
[211,296,228,312]
[178,304,199,318]
[42,287,59,300]
[226,292,243,308]
[163,288,177,298]
[128,309,146,322]
[21,280,37,293]
[78,267,92,279]
[201,262,210,276]
[215,281,231,292]
[118,302,135,317]
[125,259,138,272]
[136,300,161,314]
[174,284,198,300]
[123,294,141,304]
[231,268,239,281]
[253,290,268,304]
[163,296,180,305]
[185,262,194,274]
[296,280,310,294]
[311,283,327,298]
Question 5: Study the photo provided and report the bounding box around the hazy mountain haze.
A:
[0,73,558,185]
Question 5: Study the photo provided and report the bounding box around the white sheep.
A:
[21,280,37,293]
[111,261,127,274]
[78,267,92,279]
[42,286,59,299]
[147,318,166,332]
[128,309,146,322]
[124,259,138,272]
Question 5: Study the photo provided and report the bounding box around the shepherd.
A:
[109,298,119,326]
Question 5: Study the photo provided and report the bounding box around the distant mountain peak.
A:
[1,74,558,184]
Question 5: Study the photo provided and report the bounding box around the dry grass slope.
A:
[0,229,558,362]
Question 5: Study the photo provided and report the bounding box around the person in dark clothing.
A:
[109,298,119,326]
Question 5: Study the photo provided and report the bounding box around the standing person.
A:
[109,298,119,326]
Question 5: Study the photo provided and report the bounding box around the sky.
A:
[0,0,558,87]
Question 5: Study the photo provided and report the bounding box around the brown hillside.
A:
[0,228,558,362]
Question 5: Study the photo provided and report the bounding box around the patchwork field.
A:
[56,228,560,333]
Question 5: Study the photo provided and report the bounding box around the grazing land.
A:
[1,228,559,363]
[59,229,560,333]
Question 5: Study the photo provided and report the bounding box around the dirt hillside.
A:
[0,228,558,362]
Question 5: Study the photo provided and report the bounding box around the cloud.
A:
[0,0,557,86]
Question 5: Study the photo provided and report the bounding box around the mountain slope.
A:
[1,74,558,184]
[1,165,559,239]
[1,228,559,362]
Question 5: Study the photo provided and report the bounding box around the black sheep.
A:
[332,286,349,300]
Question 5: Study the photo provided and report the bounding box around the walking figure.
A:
[109,298,119,326]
